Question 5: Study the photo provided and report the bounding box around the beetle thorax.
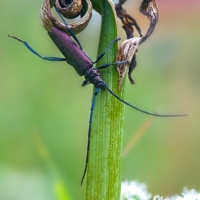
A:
[84,67,106,89]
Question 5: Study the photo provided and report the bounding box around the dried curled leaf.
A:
[117,37,141,89]
[140,0,158,18]
[116,0,159,91]
[55,0,82,19]
[115,3,142,39]
[40,0,92,35]
[139,0,159,44]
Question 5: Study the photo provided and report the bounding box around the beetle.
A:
[8,1,187,185]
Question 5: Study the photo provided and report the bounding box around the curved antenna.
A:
[105,85,188,117]
[81,88,100,185]
[8,35,67,61]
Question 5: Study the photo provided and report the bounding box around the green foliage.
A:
[86,0,125,199]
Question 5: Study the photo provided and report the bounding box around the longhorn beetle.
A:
[8,1,187,185]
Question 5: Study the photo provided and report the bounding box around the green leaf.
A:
[86,0,125,199]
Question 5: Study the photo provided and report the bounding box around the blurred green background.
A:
[0,0,200,199]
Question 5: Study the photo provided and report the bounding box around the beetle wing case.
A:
[48,26,93,76]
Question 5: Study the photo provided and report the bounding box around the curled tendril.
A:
[116,0,159,91]
[40,0,92,35]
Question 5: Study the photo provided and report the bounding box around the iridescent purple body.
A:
[48,27,106,89]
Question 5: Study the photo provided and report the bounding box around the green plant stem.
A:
[86,0,125,199]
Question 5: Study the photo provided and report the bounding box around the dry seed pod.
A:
[116,0,159,91]
[40,0,92,35]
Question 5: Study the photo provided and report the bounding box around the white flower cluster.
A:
[121,180,152,200]
[154,188,200,200]
[121,180,200,200]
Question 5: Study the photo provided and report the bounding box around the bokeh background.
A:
[0,0,200,199]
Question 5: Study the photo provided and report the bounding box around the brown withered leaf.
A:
[116,0,159,91]
[40,0,92,35]
[115,2,142,39]
[117,37,141,90]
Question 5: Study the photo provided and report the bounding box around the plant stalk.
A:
[86,0,125,199]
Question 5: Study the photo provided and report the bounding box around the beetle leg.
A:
[93,38,121,64]
[82,79,90,87]
[97,60,130,70]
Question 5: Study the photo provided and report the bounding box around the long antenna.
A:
[81,88,100,185]
[105,85,188,117]
[51,0,83,50]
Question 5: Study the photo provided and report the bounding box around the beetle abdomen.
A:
[48,26,93,76]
